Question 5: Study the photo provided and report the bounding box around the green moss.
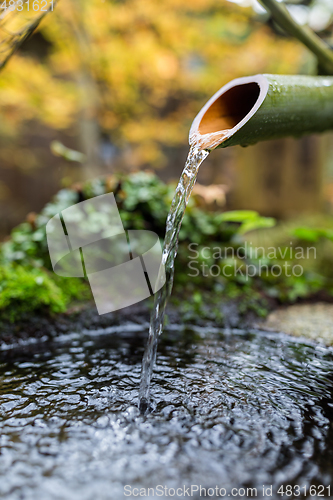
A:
[0,264,89,322]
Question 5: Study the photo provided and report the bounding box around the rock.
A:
[259,303,333,345]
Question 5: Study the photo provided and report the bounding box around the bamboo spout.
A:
[190,74,333,150]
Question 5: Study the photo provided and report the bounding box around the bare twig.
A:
[260,0,333,75]
[0,0,59,71]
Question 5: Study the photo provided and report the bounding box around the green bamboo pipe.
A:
[190,74,333,150]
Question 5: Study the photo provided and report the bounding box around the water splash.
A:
[139,144,209,410]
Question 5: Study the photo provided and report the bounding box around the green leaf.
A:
[219,210,259,222]
[50,141,86,163]
[292,227,320,242]
[238,216,276,234]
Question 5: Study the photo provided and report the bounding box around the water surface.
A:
[1,326,333,499]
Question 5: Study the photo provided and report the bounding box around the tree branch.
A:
[0,1,59,71]
[259,0,333,75]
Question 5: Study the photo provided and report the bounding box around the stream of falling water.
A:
[139,144,209,410]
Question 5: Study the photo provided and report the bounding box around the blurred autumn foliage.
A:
[0,0,305,174]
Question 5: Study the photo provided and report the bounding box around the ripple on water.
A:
[1,327,333,500]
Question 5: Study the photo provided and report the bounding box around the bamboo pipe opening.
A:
[198,83,260,134]
[190,75,269,149]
